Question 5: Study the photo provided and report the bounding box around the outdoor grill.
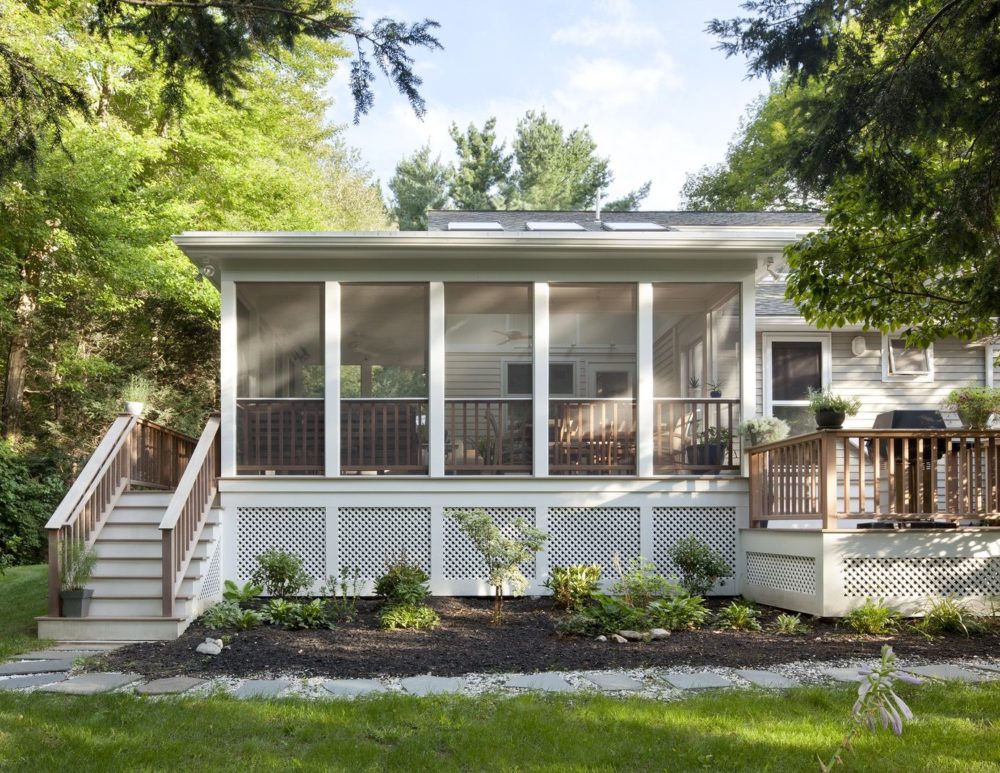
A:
[870,409,947,462]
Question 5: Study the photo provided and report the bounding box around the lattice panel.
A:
[746,552,817,595]
[338,507,431,579]
[199,542,222,601]
[547,507,641,570]
[652,507,737,594]
[842,557,1000,597]
[236,507,326,584]
[442,507,536,579]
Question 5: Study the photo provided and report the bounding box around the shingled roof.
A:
[427,210,825,231]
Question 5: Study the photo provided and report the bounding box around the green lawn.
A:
[0,564,48,659]
[0,683,998,772]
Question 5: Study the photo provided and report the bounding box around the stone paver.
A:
[583,672,645,692]
[39,672,141,695]
[52,643,122,652]
[231,679,291,699]
[735,669,799,689]
[505,673,576,693]
[0,660,74,676]
[905,664,987,682]
[135,676,206,696]
[821,667,865,683]
[663,672,733,690]
[16,650,101,661]
[0,673,67,691]
[322,679,387,698]
[967,663,1000,674]
[400,675,464,696]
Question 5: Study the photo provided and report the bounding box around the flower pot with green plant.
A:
[807,388,861,429]
[685,426,731,469]
[942,385,1000,430]
[707,381,723,398]
[60,541,98,617]
[122,375,154,416]
[738,416,791,447]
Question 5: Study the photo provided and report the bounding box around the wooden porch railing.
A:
[748,429,1000,528]
[550,399,636,475]
[654,398,740,474]
[341,399,427,474]
[237,398,324,474]
[160,416,220,617]
[44,416,197,616]
[445,399,532,474]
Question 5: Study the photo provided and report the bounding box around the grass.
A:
[0,683,998,771]
[0,564,49,659]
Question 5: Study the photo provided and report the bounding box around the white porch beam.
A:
[533,283,550,477]
[637,283,654,477]
[740,274,757,474]
[220,280,237,477]
[428,282,445,477]
[324,281,341,477]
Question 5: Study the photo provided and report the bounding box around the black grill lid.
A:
[872,410,946,430]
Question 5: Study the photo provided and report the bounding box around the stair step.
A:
[89,577,197,596]
[94,540,215,560]
[89,597,195,617]
[117,492,173,507]
[108,507,166,525]
[37,616,191,642]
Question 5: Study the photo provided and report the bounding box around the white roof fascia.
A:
[755,315,869,333]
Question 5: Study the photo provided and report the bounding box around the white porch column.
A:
[740,274,757,474]
[533,282,550,477]
[324,281,341,477]
[637,282,654,477]
[428,281,446,477]
[220,280,237,477]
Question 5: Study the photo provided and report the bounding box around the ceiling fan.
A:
[494,329,532,346]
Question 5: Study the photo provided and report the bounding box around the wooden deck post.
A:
[47,529,61,617]
[162,529,175,618]
[819,431,838,530]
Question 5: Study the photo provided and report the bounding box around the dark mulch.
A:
[96,597,1000,680]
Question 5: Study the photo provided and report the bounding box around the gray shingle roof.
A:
[427,210,825,231]
[756,281,799,316]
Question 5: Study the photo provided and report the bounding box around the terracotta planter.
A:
[60,589,94,617]
[815,410,846,429]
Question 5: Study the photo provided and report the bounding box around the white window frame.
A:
[881,334,934,382]
[762,333,832,417]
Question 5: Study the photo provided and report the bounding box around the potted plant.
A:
[807,388,861,429]
[60,541,98,617]
[687,375,701,395]
[707,381,723,398]
[738,416,790,447]
[942,385,1000,429]
[685,426,731,468]
[121,375,153,416]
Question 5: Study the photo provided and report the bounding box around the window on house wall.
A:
[882,335,933,380]
[504,362,574,396]
[764,335,830,436]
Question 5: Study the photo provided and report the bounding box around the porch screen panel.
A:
[445,284,532,474]
[549,284,636,475]
[340,284,428,474]
[652,283,741,474]
[236,283,324,475]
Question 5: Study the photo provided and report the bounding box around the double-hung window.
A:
[763,334,831,435]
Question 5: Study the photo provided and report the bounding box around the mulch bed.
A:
[97,597,1000,680]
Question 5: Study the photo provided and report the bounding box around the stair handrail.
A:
[159,415,221,617]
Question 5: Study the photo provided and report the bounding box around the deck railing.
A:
[748,429,1000,527]
[653,398,740,474]
[44,415,197,616]
[341,398,427,474]
[236,398,324,474]
[445,399,532,474]
[550,399,636,475]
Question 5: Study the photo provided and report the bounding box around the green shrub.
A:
[914,596,984,637]
[0,439,65,565]
[264,598,330,630]
[715,599,762,631]
[379,604,440,630]
[250,548,313,598]
[222,580,262,604]
[666,536,733,596]
[203,601,264,630]
[610,556,680,608]
[772,612,810,634]
[543,564,602,610]
[844,598,903,635]
[556,594,649,637]
[374,554,430,607]
[647,594,709,631]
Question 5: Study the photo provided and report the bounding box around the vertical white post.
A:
[637,282,654,477]
[533,283,550,477]
[325,282,341,477]
[220,280,237,477]
[740,274,757,475]
[986,345,995,387]
[428,282,445,477]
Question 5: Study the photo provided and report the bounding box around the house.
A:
[38,210,1000,640]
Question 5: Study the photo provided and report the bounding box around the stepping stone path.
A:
[0,660,74,676]
[821,667,865,683]
[905,664,987,683]
[16,650,101,661]
[322,679,387,698]
[400,675,464,696]
[735,670,798,689]
[505,673,575,693]
[232,679,291,699]
[40,672,141,695]
[583,673,645,692]
[663,672,733,690]
[0,674,68,691]
[135,676,206,696]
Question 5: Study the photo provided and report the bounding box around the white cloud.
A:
[554,54,681,110]
[552,0,662,46]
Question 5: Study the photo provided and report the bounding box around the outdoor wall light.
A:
[851,335,867,356]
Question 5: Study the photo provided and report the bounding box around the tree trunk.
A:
[1,290,36,439]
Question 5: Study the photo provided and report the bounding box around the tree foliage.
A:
[387,110,650,227]
[709,0,1000,345]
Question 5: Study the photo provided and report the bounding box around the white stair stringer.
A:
[37,491,223,642]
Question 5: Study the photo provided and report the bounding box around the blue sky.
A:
[328,1,770,209]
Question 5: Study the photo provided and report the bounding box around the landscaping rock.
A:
[0,660,74,676]
[39,672,142,695]
[649,629,671,640]
[135,676,206,695]
[196,638,223,656]
[595,635,607,642]
[505,673,575,693]
[617,630,644,641]
[611,634,628,644]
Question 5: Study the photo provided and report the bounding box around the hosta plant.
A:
[202,601,264,631]
[844,598,902,635]
[222,580,262,604]
[544,564,602,611]
[715,599,762,631]
[647,594,709,631]
[771,613,810,635]
[379,604,441,630]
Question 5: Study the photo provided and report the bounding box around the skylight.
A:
[601,222,668,231]
[447,221,504,231]
[525,221,586,231]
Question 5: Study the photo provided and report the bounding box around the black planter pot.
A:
[60,589,94,618]
[815,410,846,429]
[685,442,725,471]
